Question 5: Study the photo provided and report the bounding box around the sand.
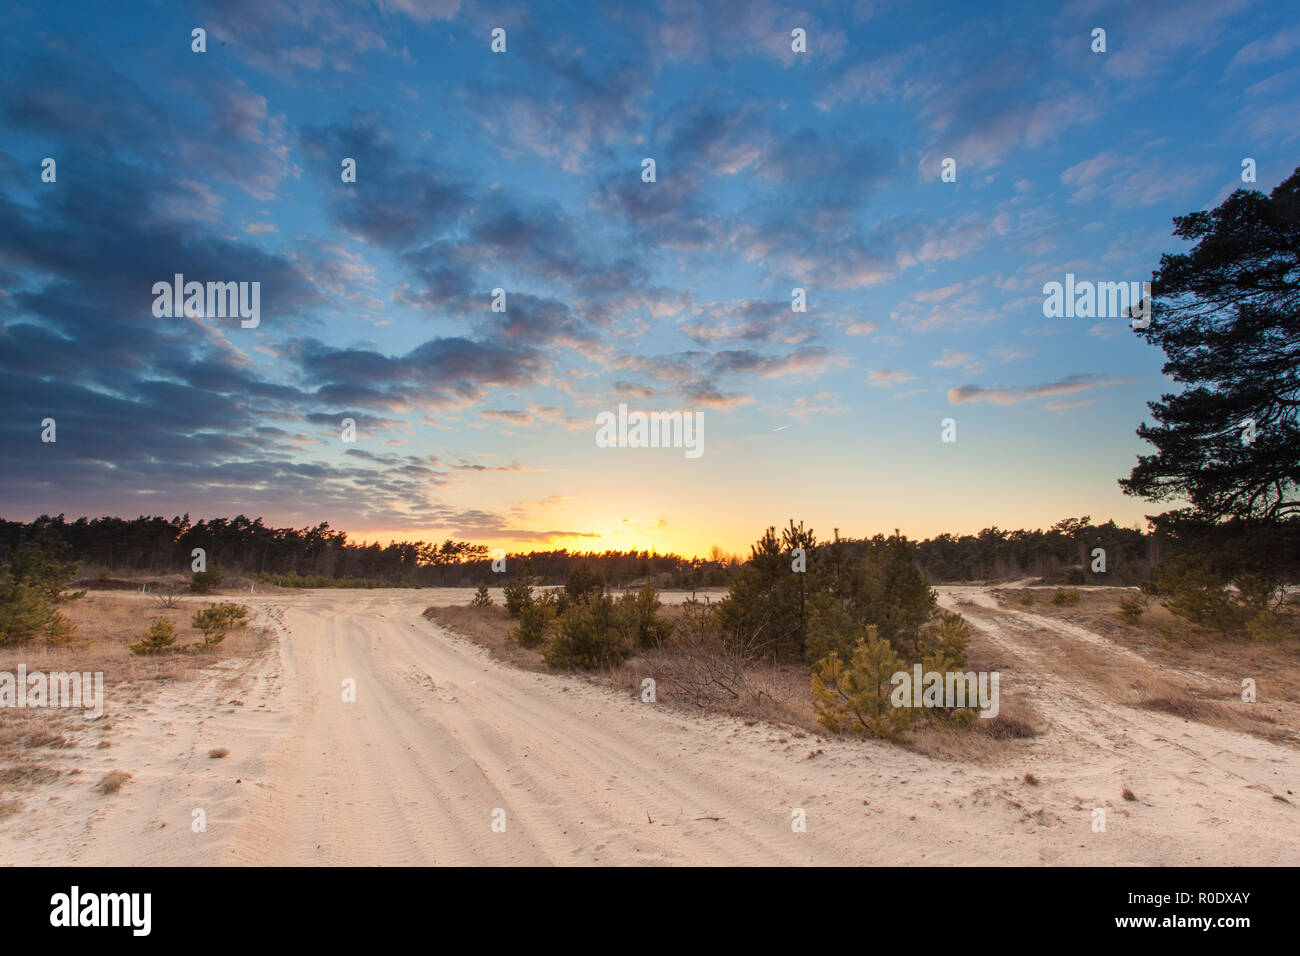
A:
[1,585,1296,865]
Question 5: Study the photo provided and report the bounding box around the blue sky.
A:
[1,0,1297,555]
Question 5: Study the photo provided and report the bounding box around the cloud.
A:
[947,374,1111,405]
[868,369,915,387]
[931,350,984,373]
[1228,26,1300,69]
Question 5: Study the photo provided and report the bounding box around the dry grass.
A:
[608,646,821,734]
[990,586,1300,747]
[426,601,824,733]
[423,605,547,672]
[95,770,132,794]
[423,598,1044,759]
[0,762,61,787]
[0,593,272,817]
[904,621,1046,762]
[208,747,229,759]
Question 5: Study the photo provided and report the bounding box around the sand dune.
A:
[2,587,1296,865]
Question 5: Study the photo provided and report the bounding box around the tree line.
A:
[2,511,1270,590]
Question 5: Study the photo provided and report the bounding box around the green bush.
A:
[470,584,493,608]
[563,565,605,605]
[542,594,633,670]
[0,535,83,646]
[616,583,671,649]
[130,618,178,655]
[1245,610,1293,643]
[1051,588,1081,606]
[810,626,911,738]
[921,611,971,664]
[192,602,248,648]
[1117,593,1147,623]
[512,591,556,648]
[1154,557,1242,637]
[805,593,857,665]
[189,566,224,594]
[503,575,534,618]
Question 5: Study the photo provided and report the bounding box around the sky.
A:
[1,0,1297,558]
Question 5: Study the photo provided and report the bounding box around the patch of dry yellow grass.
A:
[95,770,131,794]
[990,587,1300,747]
[0,593,271,816]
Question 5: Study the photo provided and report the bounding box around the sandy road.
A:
[3,587,1298,866]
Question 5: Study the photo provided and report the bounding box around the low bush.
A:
[130,618,178,655]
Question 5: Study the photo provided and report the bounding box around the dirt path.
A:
[2,588,1297,865]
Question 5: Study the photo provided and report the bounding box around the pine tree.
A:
[810,626,911,738]
[130,618,178,655]
[1122,167,1299,522]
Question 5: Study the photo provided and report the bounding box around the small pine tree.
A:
[811,625,911,738]
[503,575,534,618]
[190,565,223,594]
[542,594,633,670]
[512,592,556,648]
[131,618,178,655]
[564,565,605,605]
[1051,587,1081,606]
[192,603,248,648]
[1117,593,1147,623]
[470,584,493,608]
[921,610,971,663]
[1245,609,1291,643]
[615,583,671,649]
[0,534,84,646]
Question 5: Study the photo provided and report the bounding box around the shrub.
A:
[1051,588,1080,606]
[547,586,572,617]
[1117,593,1147,623]
[805,593,857,665]
[130,618,178,655]
[616,583,671,649]
[921,610,971,664]
[810,625,911,738]
[1154,557,1242,637]
[4,532,84,604]
[0,571,77,646]
[470,584,493,608]
[503,575,534,618]
[96,770,132,795]
[542,594,633,670]
[512,591,557,648]
[1019,591,1035,606]
[1234,570,1285,613]
[192,602,248,648]
[564,565,605,605]
[189,566,223,594]
[1245,609,1293,643]
[0,535,83,646]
